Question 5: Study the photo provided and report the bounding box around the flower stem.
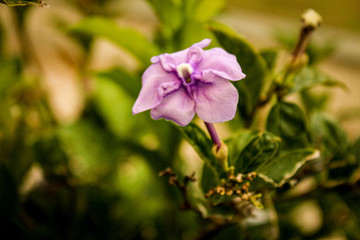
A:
[204,122,221,151]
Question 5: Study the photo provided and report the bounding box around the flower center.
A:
[176,63,193,84]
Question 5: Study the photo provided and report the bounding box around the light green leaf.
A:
[178,20,218,49]
[146,0,183,33]
[93,75,133,137]
[290,67,346,93]
[226,130,259,167]
[266,101,310,149]
[257,148,320,187]
[0,58,21,94]
[0,0,47,6]
[177,123,222,180]
[235,132,280,173]
[193,0,226,22]
[260,49,280,73]
[210,23,268,118]
[58,120,123,179]
[94,68,140,100]
[69,17,159,66]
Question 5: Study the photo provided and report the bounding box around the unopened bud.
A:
[212,141,229,171]
[301,9,322,30]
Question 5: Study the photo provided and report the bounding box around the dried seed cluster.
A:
[205,172,263,208]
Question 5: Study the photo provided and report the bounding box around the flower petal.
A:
[151,87,195,126]
[194,78,238,123]
[133,63,180,114]
[196,48,246,82]
[193,39,211,48]
[187,45,203,66]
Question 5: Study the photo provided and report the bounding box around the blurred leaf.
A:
[210,23,268,119]
[193,0,226,22]
[260,49,280,72]
[177,123,222,180]
[94,68,140,100]
[0,58,21,94]
[235,132,280,173]
[290,67,346,93]
[267,101,310,149]
[146,0,183,34]
[178,20,218,49]
[257,148,319,187]
[226,130,259,167]
[0,0,47,6]
[300,89,330,113]
[58,120,123,180]
[310,112,349,161]
[93,75,133,137]
[70,17,158,66]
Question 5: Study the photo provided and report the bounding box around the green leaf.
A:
[210,23,268,118]
[193,0,226,22]
[266,101,310,149]
[92,75,133,137]
[300,89,330,113]
[0,58,21,94]
[310,112,349,161]
[177,123,222,181]
[94,68,140,100]
[146,0,183,33]
[178,20,218,50]
[69,17,159,66]
[290,67,346,93]
[260,49,280,72]
[0,0,47,6]
[226,130,259,167]
[257,148,320,187]
[58,120,123,180]
[235,132,280,173]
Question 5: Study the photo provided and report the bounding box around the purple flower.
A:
[132,39,246,126]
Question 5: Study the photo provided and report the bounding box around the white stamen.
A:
[176,63,193,80]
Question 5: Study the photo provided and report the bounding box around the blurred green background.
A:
[0,0,359,239]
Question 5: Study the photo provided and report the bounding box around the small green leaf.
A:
[226,130,259,167]
[94,68,140,100]
[257,148,320,187]
[0,58,21,94]
[177,124,222,181]
[178,20,218,50]
[193,0,226,22]
[146,0,183,33]
[300,89,330,113]
[0,0,47,6]
[93,75,133,137]
[69,17,159,66]
[310,112,349,161]
[290,67,346,93]
[266,101,310,149]
[235,132,280,173]
[260,49,280,72]
[210,23,268,119]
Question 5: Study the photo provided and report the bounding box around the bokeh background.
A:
[0,0,359,239]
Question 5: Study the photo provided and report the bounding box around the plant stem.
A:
[204,122,221,151]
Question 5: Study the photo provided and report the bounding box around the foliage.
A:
[0,1,359,240]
